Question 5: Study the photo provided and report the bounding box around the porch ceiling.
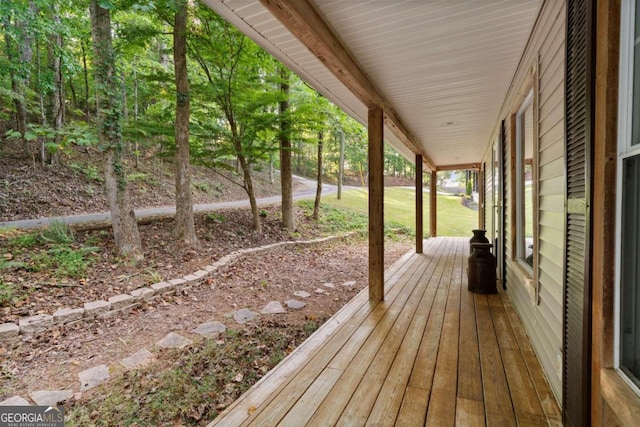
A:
[203,0,542,167]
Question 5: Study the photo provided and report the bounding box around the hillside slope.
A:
[0,147,288,222]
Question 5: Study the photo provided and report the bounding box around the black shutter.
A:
[563,0,594,425]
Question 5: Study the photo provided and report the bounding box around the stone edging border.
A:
[0,234,352,341]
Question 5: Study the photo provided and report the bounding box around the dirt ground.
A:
[0,148,297,222]
[0,205,333,324]
[0,236,410,401]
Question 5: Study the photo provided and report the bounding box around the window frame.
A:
[615,0,640,396]
[515,89,536,274]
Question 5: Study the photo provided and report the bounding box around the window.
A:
[617,0,640,390]
[516,90,535,269]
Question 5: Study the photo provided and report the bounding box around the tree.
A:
[90,0,143,260]
[45,2,64,166]
[279,66,295,231]
[172,0,196,245]
[2,1,35,156]
[189,9,279,232]
[312,129,323,220]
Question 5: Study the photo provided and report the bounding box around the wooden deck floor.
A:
[208,237,562,426]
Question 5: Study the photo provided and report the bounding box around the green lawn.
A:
[323,187,478,237]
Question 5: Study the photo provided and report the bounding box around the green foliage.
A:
[466,179,473,197]
[70,163,103,182]
[40,221,74,244]
[126,172,149,182]
[0,280,16,307]
[1,227,99,280]
[0,259,29,271]
[32,245,100,278]
[0,278,32,310]
[206,212,226,223]
[8,232,40,248]
[297,200,368,235]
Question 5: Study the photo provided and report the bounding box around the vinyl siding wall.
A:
[481,0,566,401]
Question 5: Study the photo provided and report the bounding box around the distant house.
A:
[204,0,640,424]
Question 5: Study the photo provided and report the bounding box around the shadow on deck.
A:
[208,237,561,426]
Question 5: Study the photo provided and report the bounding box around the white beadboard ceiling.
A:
[203,0,542,167]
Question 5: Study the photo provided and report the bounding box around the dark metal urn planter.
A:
[467,242,497,294]
[469,229,489,254]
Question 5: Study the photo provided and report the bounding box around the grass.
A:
[296,199,413,240]
[322,187,478,237]
[66,320,324,427]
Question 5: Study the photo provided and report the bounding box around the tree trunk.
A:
[81,41,90,122]
[133,65,140,168]
[338,130,345,200]
[279,67,295,231]
[7,11,34,157]
[172,0,197,246]
[296,140,302,175]
[236,146,261,232]
[133,66,139,121]
[47,8,64,166]
[37,37,47,166]
[90,0,143,261]
[68,77,77,109]
[269,154,274,184]
[312,130,323,220]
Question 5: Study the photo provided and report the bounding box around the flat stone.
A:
[193,270,208,278]
[183,274,199,282]
[108,294,134,310]
[19,314,53,334]
[120,348,154,370]
[233,309,258,324]
[192,321,227,338]
[294,291,311,299]
[151,282,174,294]
[341,280,357,287]
[156,332,192,349]
[204,265,217,273]
[78,365,109,391]
[0,323,20,340]
[130,287,154,301]
[314,288,327,294]
[0,396,30,406]
[53,308,85,324]
[168,278,187,286]
[261,301,286,314]
[29,390,73,406]
[322,282,335,288]
[286,300,306,309]
[84,300,111,317]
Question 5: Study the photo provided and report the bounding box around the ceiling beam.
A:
[436,163,480,171]
[260,0,435,171]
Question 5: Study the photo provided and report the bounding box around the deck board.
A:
[208,237,561,427]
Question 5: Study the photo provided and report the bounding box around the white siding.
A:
[481,0,566,402]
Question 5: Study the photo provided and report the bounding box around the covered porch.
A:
[209,237,561,426]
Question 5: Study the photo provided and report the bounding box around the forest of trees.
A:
[0,0,418,258]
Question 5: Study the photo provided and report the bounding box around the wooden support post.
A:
[430,170,437,238]
[368,106,384,302]
[416,154,423,253]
